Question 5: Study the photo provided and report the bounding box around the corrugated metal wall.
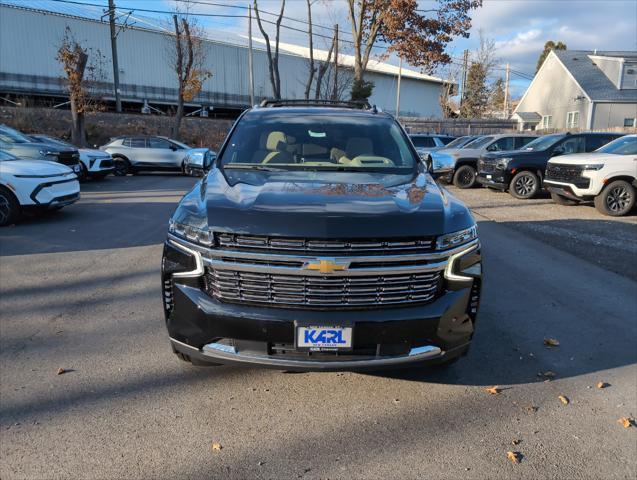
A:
[0,5,443,117]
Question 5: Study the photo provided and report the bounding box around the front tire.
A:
[550,192,578,206]
[0,186,21,227]
[113,156,131,176]
[594,180,635,216]
[78,162,88,181]
[453,165,477,189]
[510,171,540,199]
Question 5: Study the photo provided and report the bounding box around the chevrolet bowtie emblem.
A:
[305,258,350,274]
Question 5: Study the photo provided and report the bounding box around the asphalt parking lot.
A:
[1,174,636,479]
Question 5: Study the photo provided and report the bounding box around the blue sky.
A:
[12,0,637,98]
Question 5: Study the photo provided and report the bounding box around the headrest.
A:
[266,131,287,151]
[346,137,373,158]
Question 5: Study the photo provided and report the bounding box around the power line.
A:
[37,0,537,79]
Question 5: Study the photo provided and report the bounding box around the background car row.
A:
[0,124,216,226]
[410,131,636,216]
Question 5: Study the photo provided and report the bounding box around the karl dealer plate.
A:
[296,324,353,352]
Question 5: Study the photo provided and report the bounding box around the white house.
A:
[513,50,637,131]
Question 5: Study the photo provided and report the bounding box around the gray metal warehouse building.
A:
[0,3,447,117]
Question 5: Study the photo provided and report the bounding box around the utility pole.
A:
[459,49,469,109]
[332,24,338,101]
[395,56,402,118]
[108,0,122,112]
[248,3,255,106]
[503,63,510,118]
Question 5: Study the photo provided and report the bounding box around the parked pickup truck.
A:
[431,134,537,188]
[545,134,637,216]
[477,132,622,199]
[162,100,482,371]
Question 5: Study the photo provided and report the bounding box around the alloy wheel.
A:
[606,185,632,213]
[515,175,535,196]
[459,169,474,186]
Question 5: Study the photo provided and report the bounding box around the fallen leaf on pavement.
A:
[558,395,569,405]
[543,338,560,347]
[486,386,501,395]
[507,451,521,464]
[212,443,222,451]
[525,405,538,413]
[511,439,521,445]
[618,417,634,428]
[56,368,67,375]
[596,382,608,389]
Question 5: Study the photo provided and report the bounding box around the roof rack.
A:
[258,99,373,110]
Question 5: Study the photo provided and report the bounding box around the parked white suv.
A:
[545,135,637,216]
[0,150,80,226]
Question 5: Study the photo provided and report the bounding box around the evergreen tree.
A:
[460,63,489,118]
[490,78,505,112]
[536,40,567,73]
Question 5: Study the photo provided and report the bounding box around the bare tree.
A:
[304,0,316,99]
[168,13,212,140]
[254,0,285,99]
[56,27,106,146]
[315,36,335,99]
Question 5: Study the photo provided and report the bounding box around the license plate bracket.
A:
[295,322,353,352]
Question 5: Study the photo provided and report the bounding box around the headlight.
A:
[436,225,478,250]
[168,219,213,246]
[583,164,604,171]
[39,150,57,157]
[496,157,513,169]
[187,152,205,166]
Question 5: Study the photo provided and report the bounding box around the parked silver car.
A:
[408,133,455,160]
[431,134,537,188]
[100,136,191,176]
[182,148,216,176]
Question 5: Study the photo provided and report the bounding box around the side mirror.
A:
[552,146,565,157]
[422,156,433,173]
[170,145,178,151]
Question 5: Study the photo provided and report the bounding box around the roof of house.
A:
[554,50,637,102]
[514,112,542,122]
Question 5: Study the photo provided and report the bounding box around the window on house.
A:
[566,111,580,129]
[541,115,553,129]
[624,118,636,127]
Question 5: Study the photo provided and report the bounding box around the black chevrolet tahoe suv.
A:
[162,100,482,371]
[476,132,622,199]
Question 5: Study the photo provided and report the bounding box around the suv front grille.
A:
[546,163,590,188]
[204,269,442,308]
[57,151,80,167]
[216,233,434,255]
[478,158,497,174]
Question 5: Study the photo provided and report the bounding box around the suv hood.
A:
[482,149,545,160]
[0,159,74,176]
[547,152,612,165]
[172,169,475,238]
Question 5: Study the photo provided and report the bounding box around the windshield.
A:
[0,150,18,161]
[446,136,473,149]
[0,125,33,144]
[219,113,418,173]
[595,135,637,155]
[171,139,191,149]
[32,135,73,148]
[523,134,564,151]
[463,136,494,149]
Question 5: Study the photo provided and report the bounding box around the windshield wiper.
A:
[223,164,288,172]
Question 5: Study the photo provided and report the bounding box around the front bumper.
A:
[163,240,481,371]
[544,180,595,200]
[29,178,80,207]
[476,171,510,190]
[88,158,115,174]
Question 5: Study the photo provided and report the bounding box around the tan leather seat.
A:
[262,131,293,164]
